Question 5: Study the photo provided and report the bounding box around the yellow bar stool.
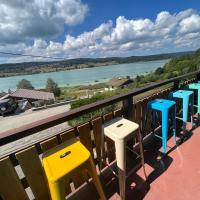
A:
[42,138,106,200]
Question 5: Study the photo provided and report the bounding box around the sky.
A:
[1,0,200,63]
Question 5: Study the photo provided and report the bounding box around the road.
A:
[0,104,70,133]
[0,104,71,157]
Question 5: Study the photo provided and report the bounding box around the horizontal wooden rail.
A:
[0,70,199,145]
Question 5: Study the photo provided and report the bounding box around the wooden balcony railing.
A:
[0,70,200,200]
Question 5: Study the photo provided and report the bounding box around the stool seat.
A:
[103,117,139,140]
[148,99,176,111]
[43,139,90,182]
[172,90,193,98]
[188,83,200,90]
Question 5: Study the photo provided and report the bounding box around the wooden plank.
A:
[114,108,123,118]
[135,101,143,144]
[77,123,93,156]
[162,89,170,99]
[135,101,142,128]
[123,96,133,120]
[60,129,76,142]
[146,97,153,135]
[40,136,59,152]
[76,123,95,186]
[103,112,113,122]
[91,117,105,169]
[132,103,136,122]
[16,146,51,200]
[103,113,115,163]
[0,157,28,200]
[140,99,148,137]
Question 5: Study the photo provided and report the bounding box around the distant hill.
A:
[130,48,200,86]
[0,51,194,77]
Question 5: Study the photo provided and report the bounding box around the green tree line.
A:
[17,78,60,97]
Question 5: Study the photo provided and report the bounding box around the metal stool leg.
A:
[49,179,65,200]
[87,157,107,200]
[115,140,126,200]
[137,130,147,180]
[152,110,156,134]
[198,89,200,125]
[183,96,189,135]
[172,105,177,145]
[190,93,194,127]
[162,109,168,154]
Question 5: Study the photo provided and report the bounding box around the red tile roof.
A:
[9,89,55,101]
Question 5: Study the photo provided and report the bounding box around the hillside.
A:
[0,51,193,77]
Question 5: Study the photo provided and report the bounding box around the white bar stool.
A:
[101,117,147,200]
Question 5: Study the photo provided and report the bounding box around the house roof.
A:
[0,92,7,98]
[107,77,132,87]
[0,94,10,101]
[9,89,55,101]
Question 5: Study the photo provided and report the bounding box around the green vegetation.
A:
[45,78,61,97]
[130,48,200,87]
[0,51,193,77]
[69,92,119,126]
[17,79,34,90]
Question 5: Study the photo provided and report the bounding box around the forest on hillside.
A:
[0,51,192,77]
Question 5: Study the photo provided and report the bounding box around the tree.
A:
[155,67,164,75]
[17,79,34,89]
[45,78,61,97]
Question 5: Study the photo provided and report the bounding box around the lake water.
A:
[0,59,169,92]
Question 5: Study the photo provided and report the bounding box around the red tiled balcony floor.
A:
[68,123,200,200]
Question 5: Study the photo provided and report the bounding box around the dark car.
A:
[0,98,18,116]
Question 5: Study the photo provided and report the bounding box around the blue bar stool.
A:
[170,90,194,133]
[146,99,176,154]
[188,83,200,123]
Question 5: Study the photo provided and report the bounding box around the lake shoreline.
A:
[0,59,169,92]
[0,59,168,78]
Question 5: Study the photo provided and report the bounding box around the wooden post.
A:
[123,96,133,121]
[173,80,180,90]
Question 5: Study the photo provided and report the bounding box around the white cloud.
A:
[63,21,112,50]
[179,14,200,34]
[33,39,48,49]
[1,8,200,63]
[0,0,88,44]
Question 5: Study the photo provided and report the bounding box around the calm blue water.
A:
[0,59,169,92]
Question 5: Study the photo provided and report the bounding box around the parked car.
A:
[0,98,18,116]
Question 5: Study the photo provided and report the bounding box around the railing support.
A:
[123,96,133,121]
[173,80,180,90]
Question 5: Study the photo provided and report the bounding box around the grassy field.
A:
[58,82,108,100]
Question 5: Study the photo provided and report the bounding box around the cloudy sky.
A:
[0,0,200,63]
